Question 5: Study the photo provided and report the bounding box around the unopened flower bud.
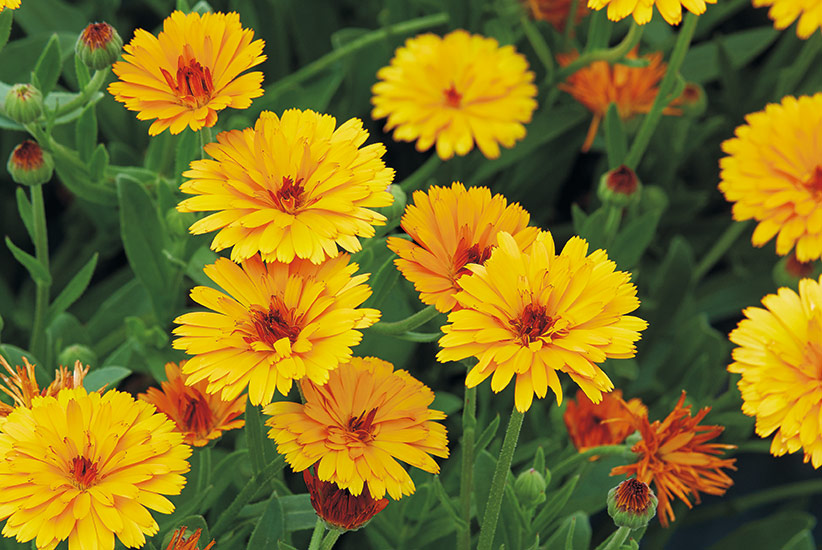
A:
[7,140,54,186]
[76,22,123,71]
[4,84,43,124]
[303,468,388,531]
[678,83,707,118]
[514,468,547,508]
[607,478,657,529]
[57,345,97,371]
[598,165,641,207]
[377,184,405,222]
[165,208,196,239]
[773,252,816,288]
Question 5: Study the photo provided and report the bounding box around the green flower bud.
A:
[378,184,406,223]
[165,207,196,239]
[607,479,657,529]
[76,22,123,71]
[4,84,43,124]
[598,165,641,208]
[514,468,547,509]
[57,344,97,371]
[678,83,707,118]
[7,140,54,186]
[773,252,817,288]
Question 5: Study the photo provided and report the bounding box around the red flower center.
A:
[246,297,302,347]
[271,176,307,213]
[615,478,652,512]
[70,456,100,489]
[182,393,215,436]
[606,165,638,194]
[80,22,114,50]
[11,140,45,170]
[347,408,378,443]
[443,83,462,108]
[510,303,556,345]
[161,45,214,108]
[453,239,494,279]
[805,166,822,197]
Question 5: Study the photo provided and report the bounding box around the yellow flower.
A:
[371,30,538,160]
[0,0,20,12]
[387,182,540,313]
[0,356,89,416]
[173,255,380,406]
[586,0,715,25]
[0,388,191,550]
[437,231,647,412]
[753,0,822,38]
[719,94,822,262]
[178,109,394,264]
[109,11,265,135]
[264,357,449,500]
[728,276,822,467]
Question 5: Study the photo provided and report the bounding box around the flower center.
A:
[245,297,302,347]
[69,456,99,489]
[161,44,214,108]
[804,166,822,197]
[80,22,114,51]
[615,478,652,512]
[443,83,462,108]
[11,140,45,171]
[510,303,556,345]
[346,408,378,443]
[182,393,214,436]
[270,176,307,214]
[453,239,494,279]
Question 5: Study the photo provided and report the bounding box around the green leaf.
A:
[474,414,501,455]
[709,511,816,550]
[75,105,98,162]
[364,252,400,309]
[83,366,131,391]
[532,475,579,534]
[783,530,816,550]
[32,33,62,97]
[681,27,780,84]
[200,449,249,512]
[604,102,627,169]
[608,209,663,269]
[0,10,12,55]
[74,54,90,89]
[46,253,98,324]
[473,450,497,520]
[5,237,51,285]
[431,391,462,416]
[247,494,284,549]
[176,0,192,12]
[542,512,590,550]
[278,543,299,550]
[280,494,317,532]
[89,144,110,183]
[174,128,201,184]
[15,187,34,242]
[0,345,41,377]
[245,401,276,477]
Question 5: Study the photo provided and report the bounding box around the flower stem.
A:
[195,445,212,498]
[692,220,751,282]
[319,527,343,550]
[477,407,525,550]
[624,13,698,169]
[602,204,623,246]
[555,21,643,85]
[54,69,107,117]
[600,525,631,550]
[521,15,554,82]
[307,518,325,550]
[369,304,441,335]
[28,184,50,361]
[550,444,632,479]
[457,385,477,550]
[564,0,581,45]
[684,479,822,524]
[210,456,284,538]
[399,154,441,193]
[199,126,214,159]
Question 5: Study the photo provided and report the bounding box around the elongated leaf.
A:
[709,512,816,550]
[5,237,51,285]
[74,54,90,89]
[89,144,109,182]
[245,401,276,477]
[75,105,97,162]
[604,102,627,169]
[533,474,579,534]
[280,494,316,532]
[46,253,98,324]
[0,10,12,55]
[15,187,34,242]
[83,366,131,391]
[32,33,62,96]
[474,414,500,455]
[247,495,284,549]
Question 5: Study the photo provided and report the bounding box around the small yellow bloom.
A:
[372,30,537,160]
[0,0,20,12]
[586,0,715,25]
[753,0,822,38]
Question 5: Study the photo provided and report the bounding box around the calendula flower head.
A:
[178,109,394,264]
[109,11,265,135]
[727,276,822,467]
[0,356,89,416]
[563,389,647,452]
[719,94,822,262]
[7,140,54,187]
[437,231,647,413]
[610,392,736,527]
[558,49,685,151]
[165,527,215,550]
[302,468,389,531]
[0,0,20,12]
[607,478,658,529]
[587,0,715,25]
[371,30,538,160]
[173,255,380,406]
[0,388,191,550]
[76,22,123,71]
[264,357,449,500]
[753,0,822,39]
[528,0,589,31]
[387,182,540,313]
[4,84,43,124]
[138,361,245,447]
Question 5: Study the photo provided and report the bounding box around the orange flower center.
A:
[443,83,462,108]
[346,408,378,443]
[246,297,302,347]
[804,166,822,197]
[615,478,652,512]
[69,456,100,489]
[453,240,494,278]
[11,140,45,170]
[80,22,114,50]
[182,393,215,436]
[270,176,307,214]
[510,303,556,345]
[161,45,214,108]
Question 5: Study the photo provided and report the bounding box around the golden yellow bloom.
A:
[264,357,449,500]
[438,231,646,412]
[558,49,684,151]
[0,356,89,416]
[720,94,822,261]
[727,276,822,467]
[371,30,537,160]
[586,0,715,25]
[387,182,539,313]
[173,255,380,406]
[753,0,822,38]
[138,361,245,447]
[528,0,589,31]
[109,11,265,135]
[0,388,191,550]
[178,109,394,264]
[0,0,20,12]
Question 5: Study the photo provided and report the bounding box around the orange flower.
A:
[610,392,736,527]
[165,527,215,550]
[563,389,646,452]
[528,0,589,31]
[558,49,684,151]
[139,362,245,447]
[0,356,89,416]
[302,468,389,531]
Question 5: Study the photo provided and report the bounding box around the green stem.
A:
[775,32,822,98]
[319,528,343,550]
[477,407,525,550]
[555,21,644,84]
[602,204,623,246]
[551,445,632,479]
[457,385,477,550]
[624,13,698,169]
[210,457,284,538]
[564,0,580,45]
[195,446,212,498]
[268,13,448,97]
[399,154,441,193]
[692,220,751,282]
[600,526,631,550]
[28,184,50,361]
[307,519,325,550]
[521,16,554,83]
[369,304,441,335]
[199,126,214,159]
[54,69,107,117]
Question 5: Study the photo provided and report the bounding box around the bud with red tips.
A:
[599,164,642,207]
[4,84,43,124]
[76,22,123,71]
[7,140,53,186]
[607,478,658,529]
[303,468,388,531]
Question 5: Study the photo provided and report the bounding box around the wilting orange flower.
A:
[438,231,646,412]
[109,11,265,135]
[564,389,647,451]
[178,109,394,264]
[528,0,589,31]
[587,0,715,25]
[165,527,215,550]
[264,357,449,500]
[139,362,245,447]
[303,468,389,531]
[387,182,539,313]
[372,30,537,160]
[0,0,20,12]
[173,255,380,406]
[753,0,822,39]
[611,392,736,527]
[0,388,191,550]
[0,356,89,416]
[559,49,685,151]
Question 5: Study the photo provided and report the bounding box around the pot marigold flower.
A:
[109,11,265,136]
[0,356,89,416]
[371,30,537,160]
[178,109,394,264]
[387,182,540,313]
[528,0,589,31]
[587,0,715,25]
[264,357,449,500]
[302,468,389,531]
[610,392,736,527]
[173,255,380,406]
[719,94,822,262]
[558,49,685,151]
[564,389,647,452]
[0,388,191,550]
[0,0,20,12]
[138,361,245,447]
[728,277,822,467]
[437,231,647,413]
[753,0,822,39]
[607,478,658,529]
[165,527,215,550]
